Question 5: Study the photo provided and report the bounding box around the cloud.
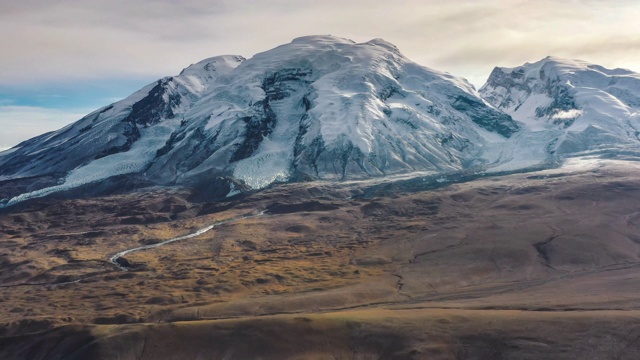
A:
[552,109,583,120]
[0,0,639,150]
[0,0,639,90]
[0,106,92,149]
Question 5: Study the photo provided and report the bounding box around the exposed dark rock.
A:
[451,95,519,137]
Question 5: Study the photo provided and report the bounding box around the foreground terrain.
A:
[2,158,640,359]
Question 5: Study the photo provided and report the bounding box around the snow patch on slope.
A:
[3,122,178,206]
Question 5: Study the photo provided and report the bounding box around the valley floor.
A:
[2,158,640,359]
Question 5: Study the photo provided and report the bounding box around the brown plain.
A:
[2,160,640,359]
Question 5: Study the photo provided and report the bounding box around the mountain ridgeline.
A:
[480,56,640,157]
[1,36,640,206]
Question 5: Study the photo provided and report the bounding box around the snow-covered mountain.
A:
[0,35,519,206]
[3,39,640,208]
[481,56,640,159]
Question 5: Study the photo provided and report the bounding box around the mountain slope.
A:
[0,55,245,204]
[146,35,517,189]
[0,36,518,206]
[480,56,640,159]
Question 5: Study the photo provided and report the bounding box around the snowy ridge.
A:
[2,40,639,206]
[481,56,640,159]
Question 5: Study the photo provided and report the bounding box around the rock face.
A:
[0,35,518,205]
[480,56,640,157]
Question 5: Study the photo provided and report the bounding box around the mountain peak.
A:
[285,35,401,57]
[290,35,356,45]
[481,56,640,159]
[179,55,245,77]
[364,38,400,52]
[495,56,638,82]
[0,36,519,206]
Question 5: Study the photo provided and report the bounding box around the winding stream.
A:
[109,211,265,271]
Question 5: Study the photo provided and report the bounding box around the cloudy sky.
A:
[1,0,639,150]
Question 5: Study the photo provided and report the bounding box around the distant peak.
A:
[540,56,587,65]
[290,35,356,45]
[363,38,399,52]
[288,35,402,54]
[506,56,638,79]
[179,55,245,76]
